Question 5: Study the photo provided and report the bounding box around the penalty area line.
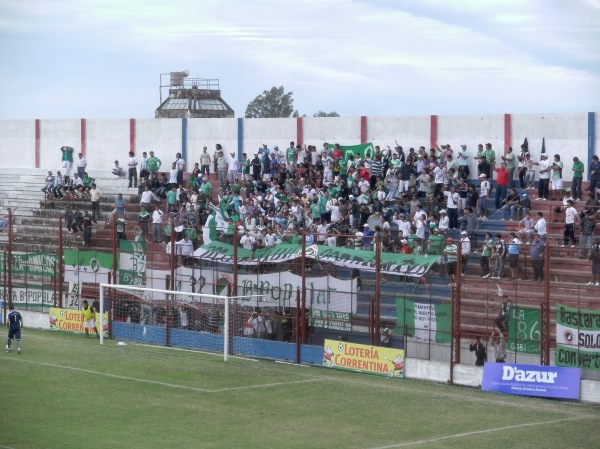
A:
[367,416,584,449]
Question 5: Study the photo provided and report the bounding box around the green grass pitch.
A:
[1,328,598,449]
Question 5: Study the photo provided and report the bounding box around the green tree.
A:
[313,111,340,117]
[245,86,294,118]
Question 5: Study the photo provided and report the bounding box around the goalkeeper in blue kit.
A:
[6,305,23,354]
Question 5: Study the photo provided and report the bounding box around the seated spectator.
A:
[41,170,55,198]
[501,188,520,221]
[81,172,94,198]
[112,160,125,177]
[52,171,64,199]
[518,212,536,243]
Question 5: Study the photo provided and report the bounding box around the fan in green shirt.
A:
[428,230,445,255]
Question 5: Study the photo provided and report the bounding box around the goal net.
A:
[99,284,266,361]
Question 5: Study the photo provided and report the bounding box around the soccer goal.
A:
[99,283,265,361]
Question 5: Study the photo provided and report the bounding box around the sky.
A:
[0,0,598,120]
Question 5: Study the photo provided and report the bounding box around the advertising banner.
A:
[49,307,108,337]
[0,252,58,276]
[322,339,405,378]
[482,363,581,400]
[395,298,451,344]
[555,303,600,370]
[0,284,57,308]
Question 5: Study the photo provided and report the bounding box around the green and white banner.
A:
[0,252,58,276]
[194,242,435,277]
[64,250,113,284]
[395,298,451,344]
[507,307,540,355]
[556,302,600,370]
[118,240,146,286]
[328,142,375,161]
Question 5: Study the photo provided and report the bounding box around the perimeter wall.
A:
[0,113,597,180]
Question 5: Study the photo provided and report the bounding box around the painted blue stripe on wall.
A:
[181,117,187,163]
[589,112,595,181]
[237,117,243,159]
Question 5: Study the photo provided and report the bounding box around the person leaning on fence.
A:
[248,308,269,339]
[469,336,487,367]
[494,296,512,334]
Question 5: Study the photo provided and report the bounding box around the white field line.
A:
[0,357,320,393]
[367,416,587,449]
[0,445,17,449]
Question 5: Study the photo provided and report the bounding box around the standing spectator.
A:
[174,152,185,186]
[60,145,74,176]
[147,151,162,179]
[168,162,179,188]
[488,331,507,363]
[480,232,494,278]
[484,143,496,180]
[241,153,251,181]
[469,336,487,367]
[213,144,222,176]
[459,231,471,275]
[578,210,596,258]
[530,233,545,282]
[65,205,80,234]
[6,305,23,354]
[76,152,87,179]
[534,211,548,242]
[523,153,536,189]
[127,151,138,188]
[478,174,490,220]
[444,185,460,230]
[176,234,194,266]
[116,214,127,240]
[139,151,149,180]
[550,154,563,200]
[494,162,509,209]
[457,144,470,180]
[535,154,551,200]
[152,204,164,243]
[490,233,507,280]
[589,155,600,195]
[562,199,577,247]
[229,152,239,182]
[501,147,516,188]
[90,183,101,222]
[442,237,458,286]
[507,232,521,281]
[200,147,211,176]
[587,238,600,286]
[571,157,585,201]
[216,150,228,186]
[517,144,529,188]
[476,144,488,178]
[138,206,150,240]
[140,185,158,209]
[459,207,479,248]
[82,211,92,247]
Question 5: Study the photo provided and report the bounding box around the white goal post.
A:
[99,283,265,361]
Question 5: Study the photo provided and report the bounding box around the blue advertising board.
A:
[482,363,581,400]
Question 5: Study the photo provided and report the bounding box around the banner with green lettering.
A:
[555,303,600,371]
[507,307,540,355]
[395,298,451,344]
[0,252,58,276]
[119,240,147,286]
[64,249,113,284]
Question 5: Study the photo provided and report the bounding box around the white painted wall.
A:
[0,113,597,183]
[0,120,36,168]
[367,115,431,151]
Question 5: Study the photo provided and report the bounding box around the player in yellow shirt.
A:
[81,300,99,338]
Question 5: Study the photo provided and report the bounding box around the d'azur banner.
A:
[395,298,451,344]
[323,339,405,378]
[555,302,600,370]
[193,242,435,277]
